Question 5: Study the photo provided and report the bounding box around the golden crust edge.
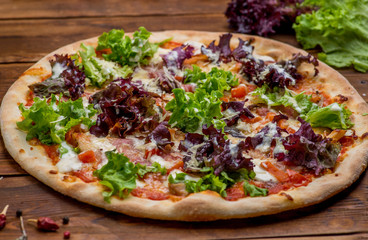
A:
[1,30,368,221]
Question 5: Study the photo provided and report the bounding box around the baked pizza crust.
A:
[1,31,368,221]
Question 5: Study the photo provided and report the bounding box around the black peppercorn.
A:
[62,216,69,225]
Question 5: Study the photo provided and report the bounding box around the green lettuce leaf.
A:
[136,162,167,178]
[72,43,133,87]
[294,0,368,72]
[165,88,225,132]
[243,181,268,197]
[96,27,158,67]
[94,151,138,203]
[17,95,97,145]
[252,85,353,129]
[304,102,353,129]
[168,168,255,197]
[184,65,239,93]
[94,151,167,202]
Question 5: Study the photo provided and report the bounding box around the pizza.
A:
[1,28,368,221]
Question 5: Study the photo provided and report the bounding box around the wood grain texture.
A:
[0,174,367,240]
[0,15,228,63]
[0,0,228,19]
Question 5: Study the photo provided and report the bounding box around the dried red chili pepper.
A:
[28,217,59,231]
[0,205,9,230]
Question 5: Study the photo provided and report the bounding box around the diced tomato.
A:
[131,188,169,200]
[266,112,276,121]
[167,161,184,173]
[73,169,98,183]
[175,76,184,81]
[231,84,247,98]
[261,161,290,183]
[161,41,182,49]
[224,182,245,201]
[43,144,59,165]
[220,96,230,103]
[78,150,96,163]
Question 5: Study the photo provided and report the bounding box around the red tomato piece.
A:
[231,84,247,98]
[78,150,96,163]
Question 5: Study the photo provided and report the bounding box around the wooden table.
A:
[0,1,367,239]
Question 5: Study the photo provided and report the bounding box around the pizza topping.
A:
[179,125,253,175]
[94,151,167,202]
[252,85,353,129]
[221,101,254,127]
[89,79,158,137]
[96,27,158,67]
[56,142,83,173]
[161,45,194,75]
[201,33,232,63]
[275,118,341,175]
[29,54,86,100]
[72,43,133,87]
[146,121,174,150]
[17,95,97,146]
[243,181,268,197]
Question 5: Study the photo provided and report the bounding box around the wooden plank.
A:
[0,174,367,239]
[0,0,228,19]
[0,15,229,63]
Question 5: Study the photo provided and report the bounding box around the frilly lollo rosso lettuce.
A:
[275,118,341,175]
[89,78,160,137]
[225,0,311,36]
[29,54,86,100]
[179,125,253,175]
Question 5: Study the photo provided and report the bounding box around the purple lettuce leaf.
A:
[147,67,181,93]
[29,54,86,100]
[201,33,233,63]
[179,125,253,175]
[89,78,159,137]
[147,121,174,150]
[275,118,341,175]
[161,45,194,74]
[225,0,312,36]
[221,101,254,126]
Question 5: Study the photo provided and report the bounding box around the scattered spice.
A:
[28,217,59,232]
[16,209,23,218]
[62,216,69,225]
[64,231,71,239]
[0,205,9,230]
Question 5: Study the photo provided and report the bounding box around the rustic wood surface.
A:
[0,0,367,239]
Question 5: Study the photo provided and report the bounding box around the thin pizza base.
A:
[1,31,368,221]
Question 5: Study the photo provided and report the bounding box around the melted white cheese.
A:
[51,62,67,79]
[251,159,278,182]
[151,155,176,169]
[150,47,172,65]
[56,142,83,173]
